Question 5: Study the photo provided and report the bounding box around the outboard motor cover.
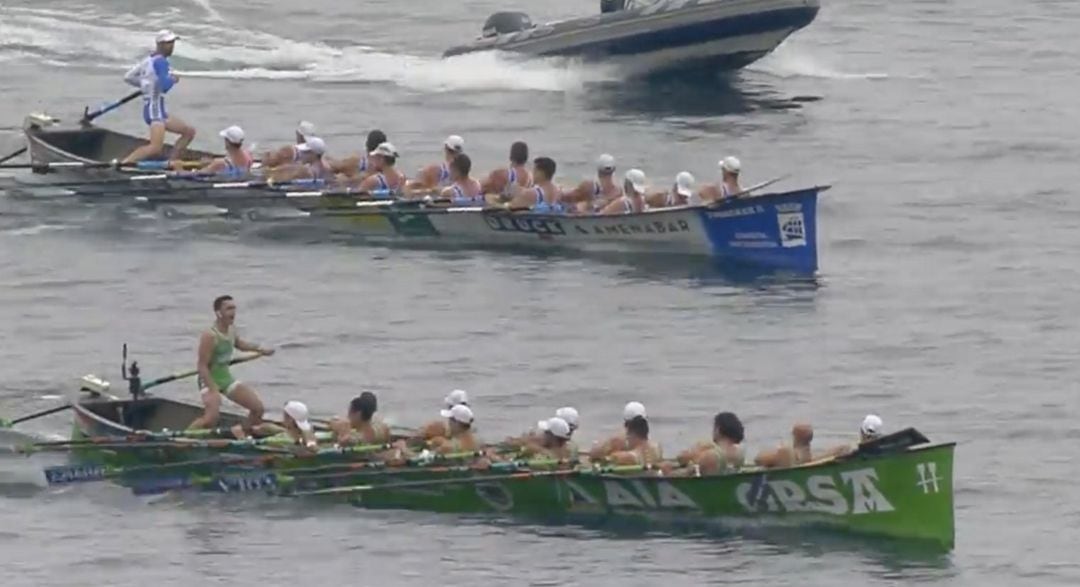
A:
[482,12,534,37]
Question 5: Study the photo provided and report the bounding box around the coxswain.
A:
[589,401,647,460]
[606,415,662,466]
[428,404,479,454]
[266,137,329,183]
[481,141,532,201]
[353,142,406,195]
[598,168,648,215]
[330,392,391,445]
[330,129,389,181]
[189,295,275,431]
[406,135,465,193]
[700,156,743,202]
[120,30,196,165]
[562,154,623,213]
[754,422,814,468]
[519,417,577,461]
[669,411,746,475]
[506,156,564,212]
[645,171,698,208]
[441,153,484,205]
[261,121,317,168]
[192,125,254,178]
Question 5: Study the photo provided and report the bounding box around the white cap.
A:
[555,406,579,430]
[623,401,646,421]
[624,169,648,194]
[283,400,313,432]
[369,141,398,158]
[444,135,465,153]
[448,403,474,425]
[296,121,316,139]
[675,171,695,196]
[861,414,883,438]
[296,137,326,155]
[218,125,245,145]
[439,389,469,417]
[155,29,180,44]
[537,416,572,440]
[720,156,741,174]
[596,153,616,172]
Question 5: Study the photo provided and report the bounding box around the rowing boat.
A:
[16,113,825,273]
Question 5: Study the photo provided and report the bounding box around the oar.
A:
[725,173,793,200]
[0,403,73,429]
[0,159,208,171]
[140,352,265,392]
[79,90,143,125]
[42,453,269,486]
[10,437,297,455]
[0,146,27,165]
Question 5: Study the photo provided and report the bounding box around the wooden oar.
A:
[140,352,266,393]
[0,404,73,429]
[0,159,207,171]
[725,173,793,200]
[79,89,143,125]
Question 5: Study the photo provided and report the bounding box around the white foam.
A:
[0,6,617,94]
[750,42,889,81]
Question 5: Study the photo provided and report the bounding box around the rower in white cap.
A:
[428,404,479,454]
[406,135,466,194]
[193,125,254,178]
[414,389,470,442]
[820,414,886,459]
[503,406,580,450]
[561,153,623,213]
[646,171,698,208]
[599,168,648,215]
[589,401,649,460]
[278,400,319,448]
[120,29,197,165]
[262,121,317,168]
[353,142,406,195]
[266,136,329,183]
[700,156,743,202]
[519,417,577,460]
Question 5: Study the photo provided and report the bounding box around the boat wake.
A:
[750,42,889,81]
[0,6,616,94]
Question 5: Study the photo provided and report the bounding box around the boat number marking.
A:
[915,462,942,494]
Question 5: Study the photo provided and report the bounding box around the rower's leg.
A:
[226,383,265,428]
[188,387,222,429]
[165,116,196,162]
[121,122,167,164]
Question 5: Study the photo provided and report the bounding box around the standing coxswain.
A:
[120,30,197,165]
[188,295,275,432]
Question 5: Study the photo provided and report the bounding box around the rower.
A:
[406,135,466,193]
[519,417,577,461]
[193,125,254,178]
[598,169,648,215]
[506,156,564,212]
[414,389,469,441]
[700,156,743,202]
[271,400,318,449]
[428,404,479,454]
[188,295,275,431]
[267,137,328,183]
[589,401,647,459]
[606,415,662,466]
[120,30,196,165]
[440,153,484,205]
[671,411,746,475]
[354,142,406,195]
[754,422,814,468]
[481,141,532,201]
[562,153,623,213]
[645,171,697,208]
[820,414,884,459]
[504,406,579,449]
[262,121,317,168]
[330,392,391,445]
[330,129,388,181]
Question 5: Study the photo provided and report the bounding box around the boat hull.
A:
[339,442,954,549]
[443,0,820,75]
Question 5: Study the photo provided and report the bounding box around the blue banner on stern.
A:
[698,188,819,273]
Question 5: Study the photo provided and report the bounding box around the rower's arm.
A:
[753,446,787,468]
[235,335,270,354]
[197,332,218,394]
[406,165,437,192]
[481,168,507,195]
[644,191,668,208]
[153,55,175,93]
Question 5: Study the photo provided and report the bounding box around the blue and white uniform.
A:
[532,186,565,214]
[448,179,483,205]
[124,53,175,126]
[435,162,452,188]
